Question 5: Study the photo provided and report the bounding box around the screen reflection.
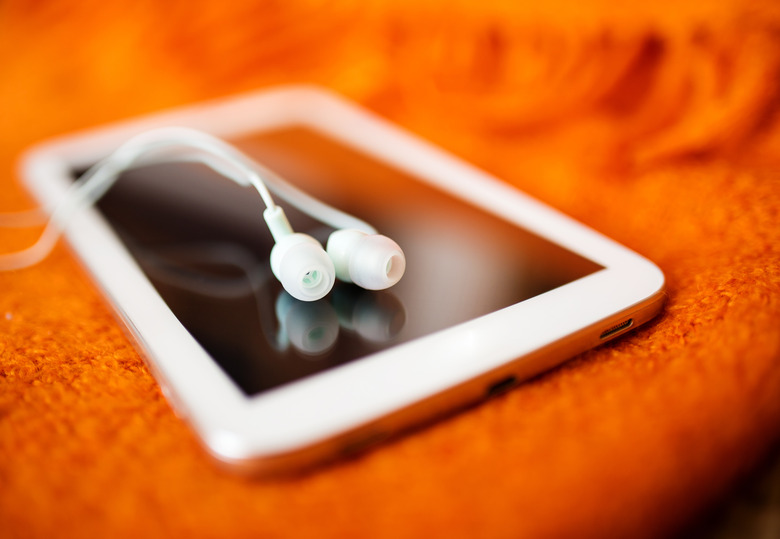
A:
[90,127,602,396]
[132,240,406,394]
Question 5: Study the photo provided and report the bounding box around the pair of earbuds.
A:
[0,127,406,301]
[264,206,405,301]
[137,240,406,355]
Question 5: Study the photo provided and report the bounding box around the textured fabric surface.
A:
[1,1,780,537]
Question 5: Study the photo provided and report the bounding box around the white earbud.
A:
[269,234,335,302]
[326,229,406,290]
[0,128,406,300]
[265,207,335,302]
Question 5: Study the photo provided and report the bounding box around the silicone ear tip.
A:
[349,235,406,290]
[270,234,335,301]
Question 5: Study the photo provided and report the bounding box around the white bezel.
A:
[18,86,665,471]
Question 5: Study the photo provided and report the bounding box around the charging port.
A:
[486,375,518,397]
[600,318,633,340]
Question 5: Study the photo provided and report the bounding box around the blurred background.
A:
[1,1,779,537]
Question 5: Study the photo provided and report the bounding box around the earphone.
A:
[128,240,405,356]
[0,127,406,301]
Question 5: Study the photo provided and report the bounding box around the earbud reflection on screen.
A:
[275,287,406,357]
[331,286,406,342]
[275,292,340,356]
[128,240,406,356]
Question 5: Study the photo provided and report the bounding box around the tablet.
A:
[18,86,665,473]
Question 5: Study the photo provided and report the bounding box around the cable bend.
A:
[0,127,374,271]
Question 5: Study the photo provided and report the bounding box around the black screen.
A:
[86,128,602,396]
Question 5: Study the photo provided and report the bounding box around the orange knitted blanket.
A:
[1,1,779,537]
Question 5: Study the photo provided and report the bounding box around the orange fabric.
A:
[2,1,780,537]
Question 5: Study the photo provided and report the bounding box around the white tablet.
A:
[18,86,665,473]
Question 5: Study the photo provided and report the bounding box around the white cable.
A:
[1,131,375,234]
[143,146,376,234]
[0,128,274,271]
[0,127,374,271]
[125,127,278,209]
[257,162,376,234]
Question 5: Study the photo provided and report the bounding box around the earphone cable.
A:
[0,127,374,271]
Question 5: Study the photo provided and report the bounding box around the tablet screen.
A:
[85,128,602,396]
